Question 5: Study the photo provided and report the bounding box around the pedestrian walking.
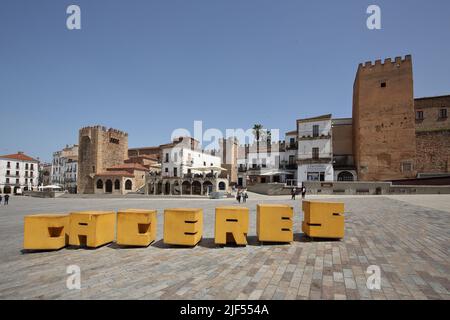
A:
[301,186,306,200]
[0,195,2,205]
[4,194,9,205]
[291,187,296,200]
[236,190,241,203]
[243,190,248,203]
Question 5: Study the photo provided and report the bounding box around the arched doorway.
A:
[3,186,11,194]
[192,181,202,195]
[125,180,132,191]
[148,183,154,194]
[203,181,213,195]
[114,179,120,191]
[182,181,191,194]
[338,171,354,182]
[164,182,171,195]
[172,181,180,195]
[96,179,103,190]
[157,182,163,194]
[218,181,226,191]
[13,186,20,194]
[105,180,113,193]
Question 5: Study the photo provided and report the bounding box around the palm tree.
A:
[252,124,263,154]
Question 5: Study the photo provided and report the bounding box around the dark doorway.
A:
[105,180,113,193]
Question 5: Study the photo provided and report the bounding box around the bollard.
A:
[302,201,345,239]
[23,214,69,250]
[215,206,249,245]
[257,204,293,243]
[163,208,203,246]
[117,209,157,247]
[69,211,116,248]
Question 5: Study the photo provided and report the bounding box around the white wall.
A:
[0,158,39,190]
[161,147,221,177]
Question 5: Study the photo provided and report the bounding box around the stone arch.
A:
[338,171,354,182]
[114,179,121,190]
[105,179,113,193]
[203,181,213,195]
[192,181,202,195]
[218,181,226,191]
[3,186,11,194]
[125,179,132,190]
[182,181,191,194]
[96,179,104,189]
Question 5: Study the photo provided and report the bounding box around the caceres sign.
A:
[23,202,345,251]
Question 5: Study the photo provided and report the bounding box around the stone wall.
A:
[416,130,450,174]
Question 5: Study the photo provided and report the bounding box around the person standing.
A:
[0,195,2,205]
[291,187,296,200]
[236,190,241,203]
[243,190,248,203]
[4,194,9,205]
[301,186,306,200]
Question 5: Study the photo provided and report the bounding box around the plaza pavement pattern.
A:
[0,194,449,300]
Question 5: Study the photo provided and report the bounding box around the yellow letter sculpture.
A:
[117,209,157,246]
[163,208,203,246]
[23,214,69,250]
[257,204,293,243]
[302,201,345,239]
[69,211,115,248]
[215,206,249,245]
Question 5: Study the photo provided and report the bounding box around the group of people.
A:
[291,186,306,200]
[236,189,248,203]
[0,194,10,205]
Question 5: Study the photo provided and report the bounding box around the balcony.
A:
[297,153,332,165]
[298,133,331,141]
[285,142,298,150]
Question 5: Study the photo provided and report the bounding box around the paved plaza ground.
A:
[0,193,449,300]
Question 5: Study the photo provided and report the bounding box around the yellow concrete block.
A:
[23,214,69,250]
[302,201,345,239]
[69,211,116,248]
[215,206,249,245]
[163,208,203,246]
[256,204,293,243]
[117,209,157,246]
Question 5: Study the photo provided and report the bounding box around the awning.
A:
[187,166,227,172]
[260,170,294,176]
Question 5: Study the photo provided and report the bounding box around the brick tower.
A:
[77,126,129,194]
[352,55,417,181]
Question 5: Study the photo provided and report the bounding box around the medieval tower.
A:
[77,126,129,194]
[352,55,417,181]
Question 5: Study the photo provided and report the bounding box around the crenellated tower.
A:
[352,55,417,181]
[77,126,129,194]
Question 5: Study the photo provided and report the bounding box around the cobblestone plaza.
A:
[0,194,449,300]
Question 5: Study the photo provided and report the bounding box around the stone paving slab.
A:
[0,195,449,300]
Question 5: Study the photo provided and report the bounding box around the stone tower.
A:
[77,126,129,194]
[352,55,417,181]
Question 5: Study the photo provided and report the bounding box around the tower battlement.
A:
[79,125,128,137]
[358,55,412,71]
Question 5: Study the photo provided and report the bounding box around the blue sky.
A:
[1,0,449,162]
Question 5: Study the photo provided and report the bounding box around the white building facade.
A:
[0,152,39,194]
[297,115,334,184]
[51,145,78,193]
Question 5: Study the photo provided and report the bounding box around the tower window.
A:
[109,138,120,144]
[416,111,424,120]
[380,82,387,88]
[438,108,448,119]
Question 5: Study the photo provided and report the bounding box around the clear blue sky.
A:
[1,0,449,162]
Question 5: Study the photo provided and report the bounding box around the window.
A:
[30,179,33,184]
[174,168,177,177]
[381,82,386,88]
[289,138,295,147]
[109,138,120,144]
[165,168,168,173]
[125,180,132,190]
[25,178,28,184]
[16,171,19,176]
[289,155,295,165]
[16,179,19,185]
[165,153,169,163]
[16,163,19,169]
[114,180,120,190]
[416,110,424,120]
[312,147,319,160]
[7,162,10,168]
[96,180,103,189]
[439,108,448,119]
[401,161,413,173]
[203,161,206,166]
[6,178,9,184]
[6,170,10,176]
[25,164,29,170]
[262,159,267,168]
[30,164,34,170]
[313,125,319,138]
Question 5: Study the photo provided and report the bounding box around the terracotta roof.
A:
[107,163,148,171]
[0,153,39,162]
[95,171,134,178]
[285,130,297,135]
[296,114,332,123]
[127,155,158,161]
